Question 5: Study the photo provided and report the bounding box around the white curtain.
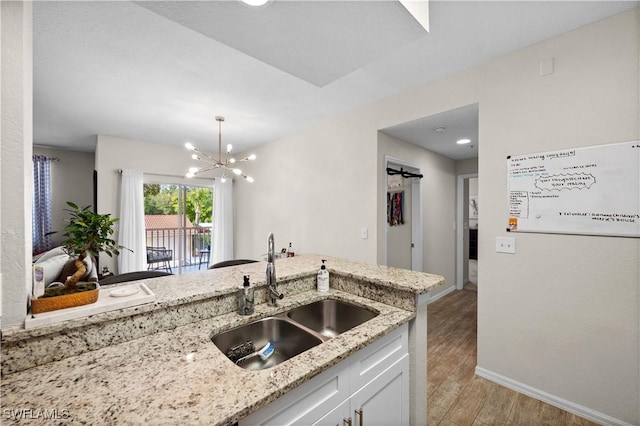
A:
[118,169,146,273]
[211,178,233,266]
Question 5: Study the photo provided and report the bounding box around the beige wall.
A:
[476,10,639,423]
[456,158,479,176]
[32,147,95,247]
[234,112,379,262]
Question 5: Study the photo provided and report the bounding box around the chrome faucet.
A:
[266,232,283,306]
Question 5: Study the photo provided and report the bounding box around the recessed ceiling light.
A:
[432,126,446,133]
[457,138,471,145]
[241,0,270,6]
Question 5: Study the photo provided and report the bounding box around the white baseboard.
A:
[475,366,633,426]
[426,285,456,304]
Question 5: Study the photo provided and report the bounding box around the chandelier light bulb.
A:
[248,154,257,161]
[185,142,195,150]
[191,154,198,160]
[220,176,226,183]
[189,167,199,174]
[226,144,233,153]
[233,168,242,175]
[186,172,194,178]
[246,176,254,183]
[229,158,236,164]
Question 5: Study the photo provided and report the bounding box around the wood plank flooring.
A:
[427,288,599,426]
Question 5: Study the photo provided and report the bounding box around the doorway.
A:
[143,183,213,274]
[384,156,423,272]
[456,173,478,290]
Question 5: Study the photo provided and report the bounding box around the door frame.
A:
[456,173,478,290]
[383,155,423,272]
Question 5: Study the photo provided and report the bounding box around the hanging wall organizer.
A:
[386,167,423,179]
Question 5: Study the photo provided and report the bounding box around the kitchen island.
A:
[1,255,444,425]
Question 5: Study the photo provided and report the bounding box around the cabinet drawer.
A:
[240,360,350,426]
[349,323,408,391]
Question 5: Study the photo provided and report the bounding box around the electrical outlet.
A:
[361,228,368,239]
[496,237,516,254]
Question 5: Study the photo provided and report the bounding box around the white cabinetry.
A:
[313,355,409,426]
[240,324,409,426]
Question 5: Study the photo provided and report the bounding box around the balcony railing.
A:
[145,226,212,273]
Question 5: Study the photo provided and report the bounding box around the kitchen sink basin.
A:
[285,299,378,338]
[212,299,379,370]
[211,317,322,371]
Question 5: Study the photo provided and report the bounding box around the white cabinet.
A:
[240,324,408,426]
[313,355,409,426]
[349,356,409,426]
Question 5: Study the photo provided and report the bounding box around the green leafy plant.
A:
[59,202,125,290]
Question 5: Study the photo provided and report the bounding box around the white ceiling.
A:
[381,103,479,161]
[33,1,637,157]
[136,1,427,87]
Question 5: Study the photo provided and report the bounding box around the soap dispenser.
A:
[237,275,255,315]
[317,259,329,292]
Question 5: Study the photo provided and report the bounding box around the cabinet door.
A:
[349,355,410,426]
[312,399,350,426]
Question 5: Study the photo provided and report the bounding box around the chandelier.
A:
[184,116,256,183]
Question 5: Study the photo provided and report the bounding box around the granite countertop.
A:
[1,255,444,424]
[2,255,443,341]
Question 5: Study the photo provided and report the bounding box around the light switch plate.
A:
[496,237,516,254]
[361,228,368,239]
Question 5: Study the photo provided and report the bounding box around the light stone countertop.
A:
[2,255,443,341]
[0,255,444,425]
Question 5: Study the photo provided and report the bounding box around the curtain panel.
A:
[211,179,233,266]
[32,155,53,254]
[118,169,146,273]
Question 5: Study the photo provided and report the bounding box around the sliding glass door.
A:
[143,183,213,274]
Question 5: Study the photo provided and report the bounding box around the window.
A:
[143,183,213,273]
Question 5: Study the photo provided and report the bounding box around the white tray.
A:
[25,283,156,329]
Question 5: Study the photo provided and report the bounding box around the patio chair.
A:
[146,246,173,273]
[198,245,210,270]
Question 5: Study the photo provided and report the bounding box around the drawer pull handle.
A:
[343,417,352,426]
[354,408,363,426]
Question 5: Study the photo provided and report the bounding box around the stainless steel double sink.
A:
[211,299,378,370]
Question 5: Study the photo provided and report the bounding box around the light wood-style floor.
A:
[427,288,599,426]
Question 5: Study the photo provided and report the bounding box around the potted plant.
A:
[31,202,126,314]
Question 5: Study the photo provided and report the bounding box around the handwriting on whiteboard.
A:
[507,141,639,237]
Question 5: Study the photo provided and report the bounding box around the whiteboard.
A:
[507,141,640,237]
